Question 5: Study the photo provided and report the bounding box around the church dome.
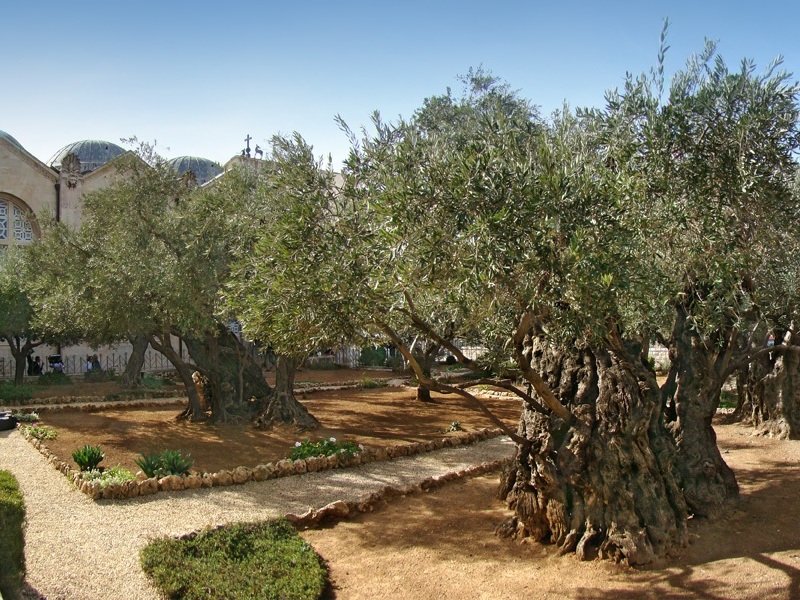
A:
[0,130,25,152]
[166,156,223,185]
[49,139,126,173]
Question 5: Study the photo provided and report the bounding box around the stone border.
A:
[0,389,183,410]
[18,425,505,501]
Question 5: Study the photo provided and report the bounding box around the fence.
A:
[0,349,183,380]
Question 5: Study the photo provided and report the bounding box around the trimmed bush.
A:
[141,519,328,600]
[0,470,25,599]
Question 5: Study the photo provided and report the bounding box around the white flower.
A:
[329,437,337,443]
[358,444,364,450]
[295,441,302,447]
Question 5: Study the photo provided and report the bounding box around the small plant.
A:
[160,450,193,476]
[0,470,25,599]
[71,445,105,471]
[135,450,194,478]
[443,421,463,433]
[359,378,388,389]
[82,466,135,488]
[135,451,163,478]
[0,383,33,403]
[22,424,57,440]
[289,437,362,461]
[10,411,38,423]
[37,371,72,386]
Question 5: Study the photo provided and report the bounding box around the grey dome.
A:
[167,156,223,185]
[0,130,25,152]
[49,139,126,173]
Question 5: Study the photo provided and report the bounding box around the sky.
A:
[4,1,800,170]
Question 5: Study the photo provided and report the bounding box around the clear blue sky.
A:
[4,1,800,169]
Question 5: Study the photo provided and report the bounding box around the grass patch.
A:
[37,371,72,386]
[0,382,34,403]
[359,378,388,389]
[141,519,328,600]
[0,470,25,599]
[719,390,738,410]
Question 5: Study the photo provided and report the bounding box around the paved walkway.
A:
[0,428,514,599]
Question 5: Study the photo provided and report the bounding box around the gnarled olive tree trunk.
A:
[121,333,149,388]
[253,354,319,430]
[499,339,687,566]
[184,326,272,424]
[738,330,800,439]
[666,306,738,517]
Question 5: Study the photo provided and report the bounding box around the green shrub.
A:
[358,346,386,367]
[22,424,57,440]
[83,369,118,383]
[385,356,405,373]
[10,411,38,423]
[37,371,72,386]
[0,470,25,599]
[82,466,135,488]
[289,437,362,460]
[141,375,166,389]
[0,383,33,403]
[140,519,328,600]
[135,450,193,478]
[72,445,105,471]
[359,378,388,389]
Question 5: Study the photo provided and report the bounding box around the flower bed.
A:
[18,425,505,501]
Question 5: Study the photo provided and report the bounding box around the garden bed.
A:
[17,385,520,501]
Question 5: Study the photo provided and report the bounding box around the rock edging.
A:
[18,426,505,501]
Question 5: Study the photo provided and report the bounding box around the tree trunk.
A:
[413,342,440,402]
[121,333,149,388]
[184,325,273,423]
[499,339,687,566]
[739,330,800,439]
[149,334,206,422]
[2,334,39,386]
[254,355,320,430]
[666,305,738,517]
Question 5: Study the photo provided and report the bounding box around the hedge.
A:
[0,470,25,599]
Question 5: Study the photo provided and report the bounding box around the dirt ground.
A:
[23,369,800,598]
[34,371,518,474]
[304,420,800,599]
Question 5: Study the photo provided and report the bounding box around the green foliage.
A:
[385,356,405,373]
[358,346,386,367]
[140,519,328,600]
[0,383,33,402]
[22,424,57,440]
[10,411,38,422]
[37,371,72,386]
[83,369,118,383]
[82,466,135,488]
[289,437,362,460]
[71,445,105,471]
[443,421,463,433]
[135,450,194,478]
[135,451,163,478]
[359,378,388,389]
[0,470,25,599]
[141,375,167,389]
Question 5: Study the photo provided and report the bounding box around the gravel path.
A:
[0,428,514,600]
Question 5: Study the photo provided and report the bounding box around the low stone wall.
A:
[18,425,505,501]
[0,390,183,410]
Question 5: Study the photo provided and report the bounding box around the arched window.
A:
[0,197,36,246]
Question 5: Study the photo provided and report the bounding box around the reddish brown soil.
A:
[36,373,518,474]
[303,421,800,599]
